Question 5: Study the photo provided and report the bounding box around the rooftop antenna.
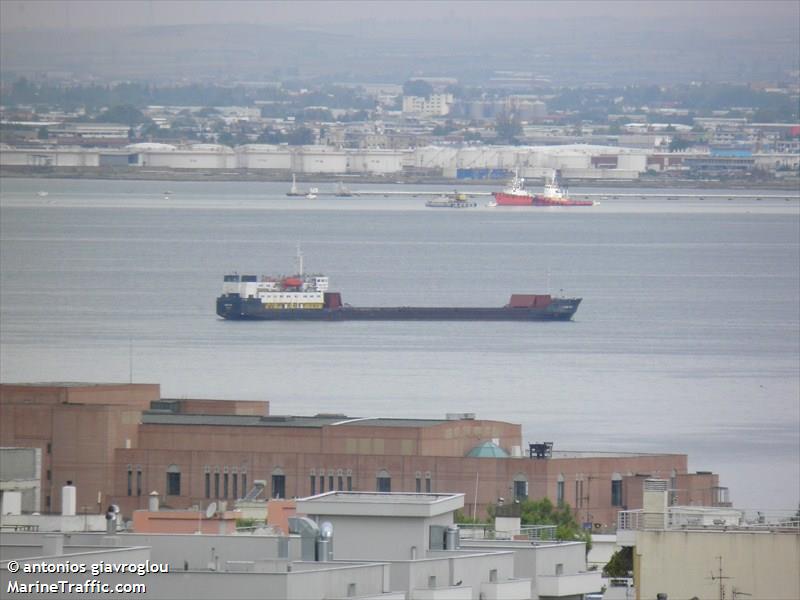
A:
[707,555,733,600]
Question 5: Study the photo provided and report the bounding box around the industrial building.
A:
[0,383,731,532]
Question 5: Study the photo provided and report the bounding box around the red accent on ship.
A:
[493,171,594,207]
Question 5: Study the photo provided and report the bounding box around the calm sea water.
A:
[1,178,798,512]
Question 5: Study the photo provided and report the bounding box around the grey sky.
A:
[2,0,797,32]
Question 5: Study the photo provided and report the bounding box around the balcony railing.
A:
[458,524,558,542]
[618,508,800,532]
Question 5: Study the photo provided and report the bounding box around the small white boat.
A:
[37,191,49,197]
[486,200,497,208]
[306,187,319,199]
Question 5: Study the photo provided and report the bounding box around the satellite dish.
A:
[320,521,333,539]
[205,502,217,518]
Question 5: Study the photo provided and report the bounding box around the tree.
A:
[518,497,591,550]
[495,111,522,143]
[669,137,692,151]
[287,127,315,145]
[98,104,146,126]
[603,546,633,577]
[403,79,433,98]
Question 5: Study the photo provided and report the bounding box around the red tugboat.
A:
[492,170,594,207]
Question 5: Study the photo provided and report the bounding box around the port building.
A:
[0,383,731,532]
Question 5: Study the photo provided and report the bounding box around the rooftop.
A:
[142,413,452,429]
[296,491,465,518]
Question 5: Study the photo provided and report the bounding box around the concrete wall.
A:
[307,513,453,561]
[461,540,592,599]
[390,551,517,600]
[636,530,800,600]
[0,531,301,570]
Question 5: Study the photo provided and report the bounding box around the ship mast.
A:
[296,245,304,277]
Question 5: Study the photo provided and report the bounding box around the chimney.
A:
[148,491,160,512]
[61,481,76,516]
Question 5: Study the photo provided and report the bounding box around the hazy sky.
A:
[2,0,798,32]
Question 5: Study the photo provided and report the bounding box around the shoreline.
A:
[1,166,799,190]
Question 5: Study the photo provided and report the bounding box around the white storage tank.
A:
[297,147,347,173]
[236,144,292,170]
[62,481,76,516]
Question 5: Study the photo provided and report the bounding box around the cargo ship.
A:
[493,170,594,207]
[216,255,581,322]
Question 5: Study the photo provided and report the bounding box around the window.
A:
[557,474,565,506]
[127,469,133,496]
[46,442,52,454]
[425,473,432,493]
[555,563,564,576]
[320,475,325,493]
[166,465,181,496]
[136,469,142,497]
[611,473,623,507]
[242,474,247,497]
[214,472,220,498]
[346,475,352,491]
[513,474,528,501]
[575,478,584,508]
[223,473,229,499]
[328,474,334,492]
[377,469,391,493]
[272,475,286,498]
[272,468,286,499]
[310,475,316,495]
[338,475,343,491]
[416,477,422,493]
[232,473,238,499]
[205,473,211,499]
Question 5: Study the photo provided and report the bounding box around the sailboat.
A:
[286,174,305,197]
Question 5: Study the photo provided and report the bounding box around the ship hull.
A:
[493,192,533,206]
[532,195,594,207]
[217,295,580,321]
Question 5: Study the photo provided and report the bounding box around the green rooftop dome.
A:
[466,441,510,458]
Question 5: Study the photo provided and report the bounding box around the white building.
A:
[616,479,800,600]
[402,94,454,117]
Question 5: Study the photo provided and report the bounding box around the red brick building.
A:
[0,383,729,528]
